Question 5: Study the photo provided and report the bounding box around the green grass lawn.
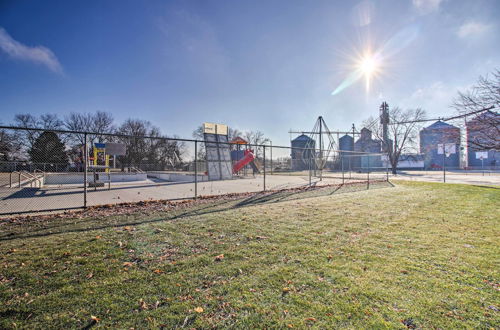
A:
[1,181,498,329]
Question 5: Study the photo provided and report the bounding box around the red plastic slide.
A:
[233,150,255,173]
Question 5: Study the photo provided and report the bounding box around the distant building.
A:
[290,134,315,170]
[353,128,382,169]
[338,134,354,170]
[466,111,499,169]
[395,154,424,169]
[419,121,460,169]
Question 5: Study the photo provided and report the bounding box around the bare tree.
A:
[64,111,115,146]
[91,111,115,143]
[363,107,426,174]
[64,113,93,145]
[243,130,270,158]
[117,119,183,170]
[39,114,64,130]
[0,127,15,161]
[13,114,40,150]
[13,113,64,157]
[453,69,500,150]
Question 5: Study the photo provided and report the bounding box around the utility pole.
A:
[380,102,390,153]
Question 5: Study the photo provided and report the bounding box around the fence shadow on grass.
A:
[0,180,393,242]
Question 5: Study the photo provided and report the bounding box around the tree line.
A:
[0,112,185,171]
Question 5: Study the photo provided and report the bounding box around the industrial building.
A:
[338,134,354,170]
[419,121,461,169]
[290,134,315,170]
[466,111,499,169]
[353,128,383,170]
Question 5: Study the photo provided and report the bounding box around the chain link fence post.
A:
[367,155,370,190]
[443,151,446,183]
[309,157,312,186]
[270,141,273,175]
[386,160,389,182]
[263,145,266,192]
[83,132,88,208]
[194,140,198,199]
[341,154,344,184]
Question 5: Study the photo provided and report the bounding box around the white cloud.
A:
[457,21,492,38]
[412,0,443,14]
[0,27,63,74]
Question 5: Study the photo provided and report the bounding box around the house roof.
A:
[292,134,314,142]
[467,110,500,124]
[230,136,248,144]
[423,120,459,130]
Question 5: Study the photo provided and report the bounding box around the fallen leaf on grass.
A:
[86,272,93,279]
[194,307,204,313]
[214,254,224,261]
[401,318,416,328]
[90,315,100,322]
[123,262,134,267]
[305,317,317,322]
[153,269,163,274]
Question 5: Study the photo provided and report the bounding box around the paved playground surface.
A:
[0,174,377,216]
[0,170,497,216]
[391,170,500,186]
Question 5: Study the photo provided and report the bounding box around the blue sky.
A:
[0,0,499,147]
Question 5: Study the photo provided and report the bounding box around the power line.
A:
[389,105,496,125]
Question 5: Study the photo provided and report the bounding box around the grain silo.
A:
[291,134,315,170]
[420,121,460,169]
[339,134,354,170]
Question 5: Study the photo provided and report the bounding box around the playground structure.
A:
[230,136,260,174]
[290,116,355,176]
[0,124,391,216]
[202,122,261,180]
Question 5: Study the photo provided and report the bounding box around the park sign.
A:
[475,151,488,160]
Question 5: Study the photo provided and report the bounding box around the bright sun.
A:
[358,54,379,91]
[359,55,377,77]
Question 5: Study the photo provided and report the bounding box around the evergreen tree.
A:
[29,131,68,170]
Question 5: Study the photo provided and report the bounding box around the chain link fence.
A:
[0,126,394,216]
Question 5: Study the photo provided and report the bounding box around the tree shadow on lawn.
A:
[471,185,499,190]
[0,181,392,242]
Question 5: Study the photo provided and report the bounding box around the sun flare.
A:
[358,54,379,91]
[360,55,377,77]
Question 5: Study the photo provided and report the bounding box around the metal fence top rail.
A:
[0,125,386,155]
